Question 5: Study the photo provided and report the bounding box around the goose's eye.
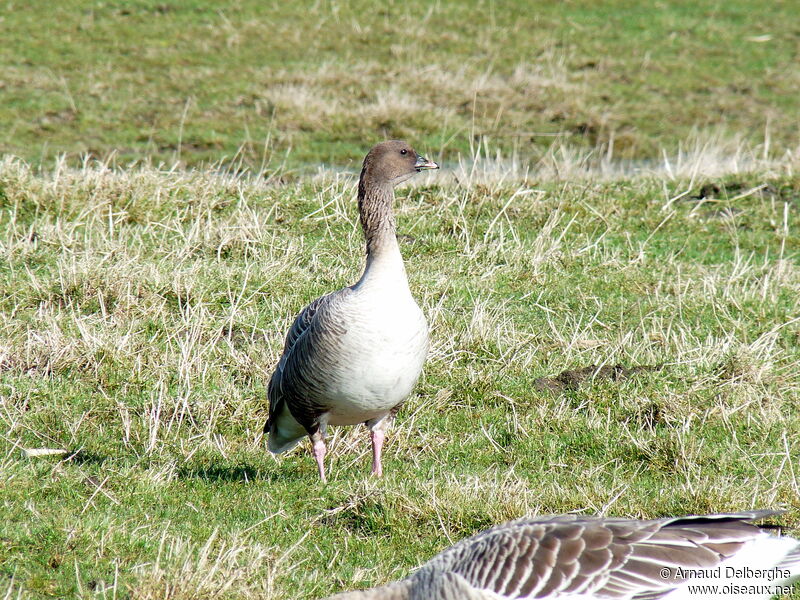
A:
[400,149,407,155]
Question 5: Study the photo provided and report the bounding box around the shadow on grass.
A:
[177,462,303,483]
[67,449,109,466]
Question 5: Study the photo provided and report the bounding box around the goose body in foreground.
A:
[323,510,800,600]
[264,140,438,482]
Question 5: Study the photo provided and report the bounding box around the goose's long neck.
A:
[356,177,407,287]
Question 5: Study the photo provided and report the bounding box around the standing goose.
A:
[322,510,800,599]
[265,140,438,482]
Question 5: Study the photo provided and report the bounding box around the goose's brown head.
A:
[360,140,439,187]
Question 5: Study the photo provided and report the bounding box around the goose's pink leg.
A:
[370,429,385,477]
[310,431,327,483]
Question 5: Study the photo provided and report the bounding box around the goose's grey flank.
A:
[264,140,438,482]
[322,510,800,599]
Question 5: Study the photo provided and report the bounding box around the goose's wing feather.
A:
[268,294,330,415]
[280,293,334,358]
[266,290,352,431]
[417,511,783,599]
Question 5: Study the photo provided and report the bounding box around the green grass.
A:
[2,0,799,169]
[2,1,800,597]
[1,156,799,598]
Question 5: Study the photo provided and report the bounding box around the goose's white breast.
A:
[323,288,428,425]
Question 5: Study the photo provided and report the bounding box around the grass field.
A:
[2,1,800,599]
[2,0,799,169]
[2,151,800,598]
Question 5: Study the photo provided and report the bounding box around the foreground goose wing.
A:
[324,510,800,599]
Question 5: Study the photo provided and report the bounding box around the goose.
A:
[264,140,439,482]
[322,510,800,599]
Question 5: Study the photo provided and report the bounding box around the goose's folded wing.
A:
[267,290,351,416]
[265,294,334,427]
[420,511,785,599]
[282,293,336,356]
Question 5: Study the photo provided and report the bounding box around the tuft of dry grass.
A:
[129,530,274,600]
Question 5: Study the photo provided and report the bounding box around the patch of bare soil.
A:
[534,363,662,392]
